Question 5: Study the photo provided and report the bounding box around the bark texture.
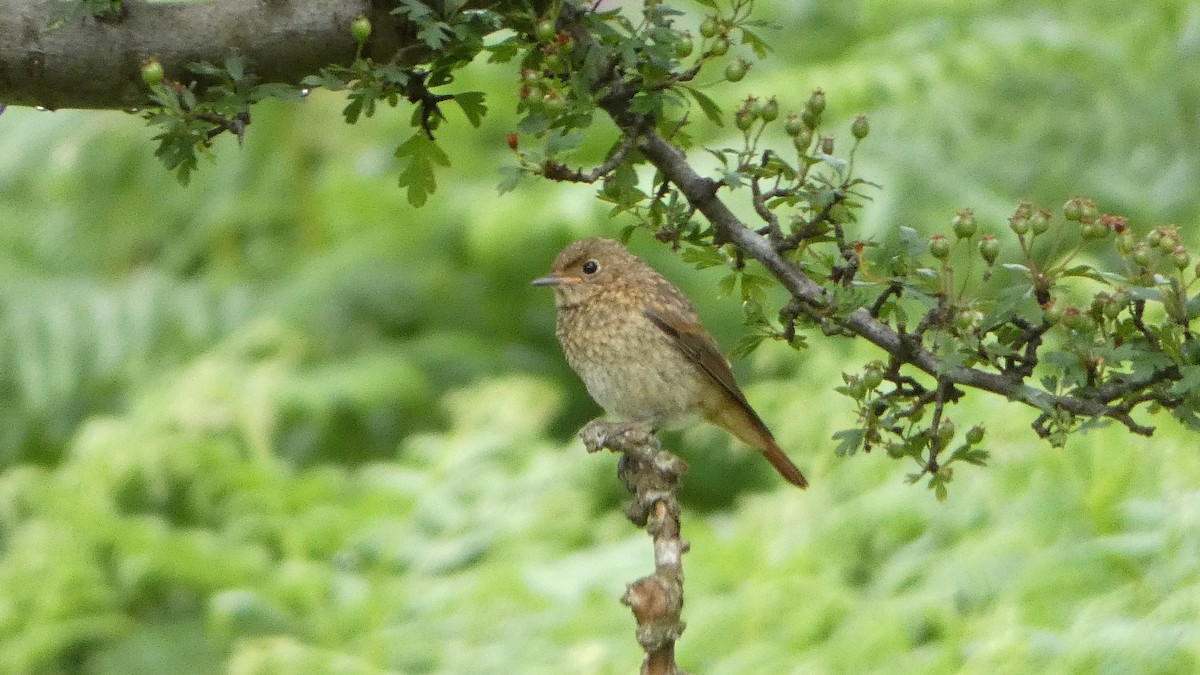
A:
[0,0,394,110]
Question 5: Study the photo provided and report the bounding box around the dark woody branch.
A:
[593,81,1178,437]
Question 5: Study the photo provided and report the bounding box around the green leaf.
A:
[497,165,524,194]
[680,246,726,270]
[224,54,246,82]
[730,332,766,360]
[681,86,724,126]
[832,428,865,457]
[739,28,771,59]
[1169,365,1200,397]
[717,273,738,298]
[453,92,487,127]
[395,133,451,207]
[187,61,223,77]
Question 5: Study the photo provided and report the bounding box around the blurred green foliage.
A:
[0,0,1198,672]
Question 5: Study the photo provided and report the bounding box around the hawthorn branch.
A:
[594,77,1178,436]
[580,419,688,675]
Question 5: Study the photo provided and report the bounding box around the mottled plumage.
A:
[533,237,807,488]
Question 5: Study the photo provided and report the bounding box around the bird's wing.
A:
[643,305,755,412]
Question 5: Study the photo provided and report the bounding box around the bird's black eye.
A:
[582,260,599,275]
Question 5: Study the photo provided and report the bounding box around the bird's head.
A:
[532,237,642,306]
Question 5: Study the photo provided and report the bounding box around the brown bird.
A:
[532,237,808,488]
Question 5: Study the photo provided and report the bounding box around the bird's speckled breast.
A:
[555,284,698,423]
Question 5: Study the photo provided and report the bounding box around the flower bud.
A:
[818,135,834,155]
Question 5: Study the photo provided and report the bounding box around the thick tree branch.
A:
[0,0,519,110]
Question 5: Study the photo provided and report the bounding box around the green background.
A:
[1,0,1199,672]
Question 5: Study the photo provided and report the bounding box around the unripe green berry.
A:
[141,58,164,87]
[1173,245,1191,270]
[1146,228,1163,248]
[1116,230,1137,254]
[351,14,372,43]
[699,16,720,38]
[758,97,779,122]
[979,234,1000,264]
[965,425,985,445]
[542,49,565,71]
[850,114,870,140]
[1009,214,1029,236]
[818,135,834,155]
[1103,290,1127,320]
[929,234,951,260]
[724,58,749,82]
[1043,301,1065,325]
[735,107,755,131]
[1080,221,1106,240]
[862,364,885,390]
[952,209,977,239]
[1029,209,1051,235]
[784,113,804,137]
[541,91,565,111]
[1009,202,1032,235]
[1062,306,1087,331]
[792,126,813,152]
[675,32,694,58]
[1131,245,1151,267]
[845,378,868,400]
[806,88,826,115]
[535,19,556,42]
[1063,196,1098,223]
[709,36,731,56]
[936,418,955,443]
[1158,231,1179,253]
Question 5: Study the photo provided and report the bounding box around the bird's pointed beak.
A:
[531,273,563,287]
